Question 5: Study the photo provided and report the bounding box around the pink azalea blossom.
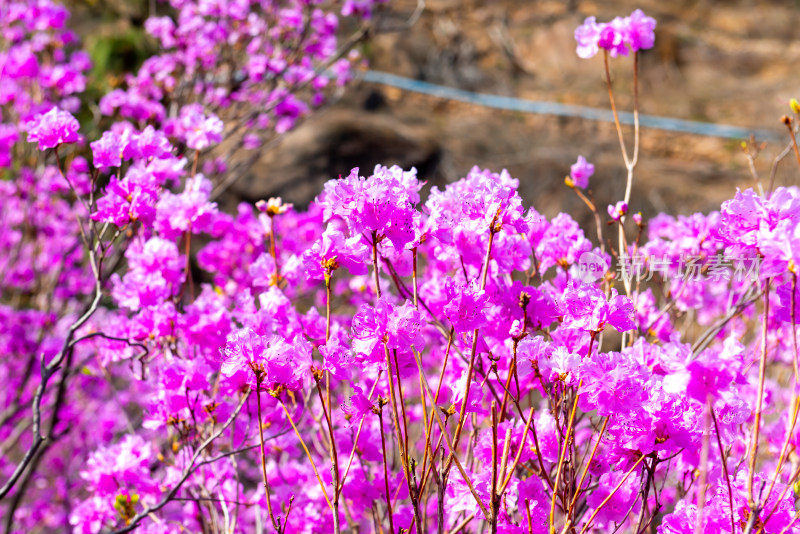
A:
[608,201,628,221]
[570,155,595,189]
[25,107,79,149]
[221,328,312,391]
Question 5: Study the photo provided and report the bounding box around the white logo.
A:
[577,251,607,283]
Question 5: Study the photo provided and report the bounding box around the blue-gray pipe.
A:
[361,70,781,141]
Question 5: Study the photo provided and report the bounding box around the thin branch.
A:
[413,348,491,521]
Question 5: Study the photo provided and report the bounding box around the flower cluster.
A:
[1,4,798,534]
[575,9,657,59]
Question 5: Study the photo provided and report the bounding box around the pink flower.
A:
[5,44,39,79]
[220,328,312,391]
[719,187,800,268]
[662,338,746,402]
[627,9,656,52]
[574,10,656,59]
[154,175,220,239]
[243,133,261,150]
[24,107,79,149]
[598,16,630,58]
[575,16,602,59]
[90,130,123,169]
[540,346,581,384]
[110,237,185,310]
[442,278,488,332]
[578,349,647,416]
[564,280,635,333]
[91,165,159,227]
[608,201,628,221]
[144,16,176,48]
[127,125,172,160]
[0,124,19,168]
[256,197,293,216]
[777,281,800,323]
[517,477,549,532]
[570,155,595,189]
[531,212,592,274]
[585,469,641,525]
[79,435,156,496]
[509,319,524,338]
[301,226,369,281]
[175,104,224,151]
[341,386,374,427]
[658,500,700,534]
[319,165,421,250]
[342,0,388,19]
[249,253,277,288]
[320,334,358,379]
[351,297,424,367]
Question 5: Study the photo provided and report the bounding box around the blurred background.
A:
[71,0,800,228]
